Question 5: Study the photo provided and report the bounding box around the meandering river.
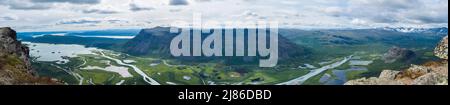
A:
[99,52,161,85]
[277,55,353,85]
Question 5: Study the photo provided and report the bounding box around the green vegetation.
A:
[346,70,368,80]
[31,45,439,85]
[77,70,122,85]
[33,62,79,84]
[302,72,327,85]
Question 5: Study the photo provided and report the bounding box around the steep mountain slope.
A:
[123,27,311,64]
[381,46,416,63]
[0,27,57,85]
[123,27,177,57]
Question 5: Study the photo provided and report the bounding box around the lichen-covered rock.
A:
[345,64,447,85]
[379,70,400,80]
[345,70,403,85]
[427,62,448,77]
[412,73,448,85]
[397,64,432,79]
[344,77,405,85]
[434,35,448,60]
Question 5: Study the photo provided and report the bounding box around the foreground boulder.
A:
[345,63,448,85]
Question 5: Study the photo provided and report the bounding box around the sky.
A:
[0,0,448,31]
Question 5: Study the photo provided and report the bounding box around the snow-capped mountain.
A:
[381,27,448,34]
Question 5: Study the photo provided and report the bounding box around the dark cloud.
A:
[170,0,189,5]
[30,0,101,4]
[0,0,51,10]
[8,4,51,10]
[0,16,18,21]
[129,3,154,12]
[0,0,100,10]
[57,18,102,25]
[82,9,119,14]
[56,17,128,25]
[194,0,211,2]
[413,15,448,24]
[106,19,129,24]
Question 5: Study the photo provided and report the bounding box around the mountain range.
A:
[123,27,311,65]
[381,27,448,34]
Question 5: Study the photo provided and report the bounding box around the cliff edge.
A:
[0,27,57,85]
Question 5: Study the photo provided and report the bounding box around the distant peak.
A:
[380,27,448,33]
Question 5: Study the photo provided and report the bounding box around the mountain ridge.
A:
[123,27,311,65]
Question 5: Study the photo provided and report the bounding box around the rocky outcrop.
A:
[345,63,448,85]
[346,35,448,85]
[1,27,57,85]
[0,27,32,73]
[434,36,448,60]
[382,46,416,63]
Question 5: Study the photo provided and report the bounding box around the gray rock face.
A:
[412,72,448,85]
[1,27,43,85]
[379,70,400,80]
[345,64,448,85]
[344,77,405,85]
[402,64,432,78]
[344,70,404,85]
[0,27,32,73]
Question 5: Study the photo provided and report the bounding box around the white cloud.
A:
[0,0,447,31]
[342,0,448,24]
[351,19,368,26]
[321,7,346,17]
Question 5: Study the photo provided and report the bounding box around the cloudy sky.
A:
[0,0,448,31]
